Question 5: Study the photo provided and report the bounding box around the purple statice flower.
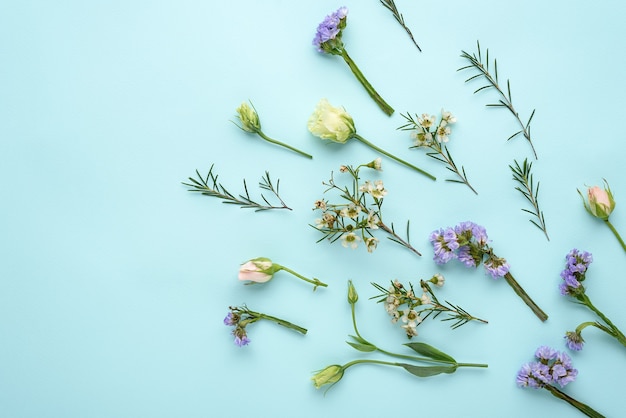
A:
[429,228,457,264]
[457,246,476,267]
[233,327,251,347]
[565,249,593,274]
[564,331,585,351]
[559,249,592,296]
[312,7,348,52]
[484,256,510,278]
[516,362,551,388]
[552,351,578,387]
[535,345,557,361]
[223,311,238,326]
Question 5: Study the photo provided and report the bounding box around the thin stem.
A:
[342,358,403,370]
[341,49,394,116]
[257,130,312,159]
[277,265,328,290]
[430,143,477,194]
[354,134,436,180]
[543,385,606,418]
[581,294,626,347]
[503,272,549,322]
[255,312,308,335]
[350,301,486,368]
[604,219,626,253]
[377,221,422,256]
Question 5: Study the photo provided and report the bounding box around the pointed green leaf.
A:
[403,342,457,362]
[346,341,377,352]
[399,363,457,377]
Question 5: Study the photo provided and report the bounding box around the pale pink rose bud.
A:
[586,183,615,221]
[238,257,276,283]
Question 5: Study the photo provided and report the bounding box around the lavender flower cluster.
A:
[312,7,348,52]
[558,248,593,296]
[516,346,578,389]
[429,221,510,278]
[224,309,250,347]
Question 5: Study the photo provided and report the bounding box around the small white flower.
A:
[401,309,421,324]
[341,232,361,249]
[359,180,387,199]
[441,109,457,124]
[366,212,380,229]
[340,204,361,219]
[402,322,418,337]
[418,113,436,129]
[372,157,382,171]
[313,199,326,210]
[436,125,451,143]
[432,273,445,287]
[411,131,433,147]
[365,237,379,253]
[421,293,432,305]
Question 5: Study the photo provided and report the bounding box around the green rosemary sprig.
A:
[183,164,291,211]
[379,0,421,52]
[510,158,549,240]
[458,41,538,159]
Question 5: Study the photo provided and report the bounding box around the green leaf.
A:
[346,341,376,352]
[403,342,456,362]
[346,335,376,352]
[399,363,457,377]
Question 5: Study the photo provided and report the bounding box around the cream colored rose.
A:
[307,98,356,143]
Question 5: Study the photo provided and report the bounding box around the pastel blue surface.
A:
[1,1,625,417]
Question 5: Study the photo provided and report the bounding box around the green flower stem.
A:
[252,311,308,335]
[349,299,486,369]
[342,358,405,371]
[503,272,549,322]
[543,385,606,418]
[604,219,626,253]
[256,130,313,159]
[341,49,394,116]
[276,264,328,290]
[580,294,626,347]
[576,321,614,336]
[353,134,436,180]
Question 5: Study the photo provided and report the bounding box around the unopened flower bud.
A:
[585,183,615,220]
[366,157,382,171]
[238,257,280,283]
[311,364,344,389]
[235,101,261,133]
[347,280,359,304]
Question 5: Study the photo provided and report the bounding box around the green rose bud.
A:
[235,101,261,133]
[347,280,358,305]
[311,364,344,389]
[307,98,356,143]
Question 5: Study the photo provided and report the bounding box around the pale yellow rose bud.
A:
[235,102,261,133]
[311,364,344,389]
[307,98,356,143]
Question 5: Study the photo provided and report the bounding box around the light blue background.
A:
[1,1,625,417]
